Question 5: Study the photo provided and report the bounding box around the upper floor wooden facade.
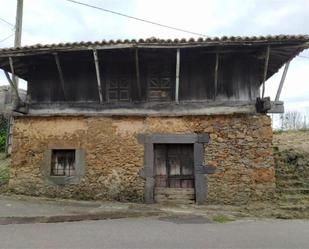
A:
[0,35,308,115]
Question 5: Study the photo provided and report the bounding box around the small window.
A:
[51,150,75,176]
[147,62,173,101]
[107,78,130,102]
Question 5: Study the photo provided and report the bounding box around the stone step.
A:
[277,188,309,195]
[155,188,195,195]
[279,205,309,212]
[275,173,305,179]
[278,195,309,204]
[154,199,195,205]
[154,188,195,204]
[277,182,309,189]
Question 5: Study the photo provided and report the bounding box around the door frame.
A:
[138,133,209,205]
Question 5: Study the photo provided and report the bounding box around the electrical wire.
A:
[0,17,15,28]
[0,33,14,43]
[65,0,208,37]
[298,55,309,59]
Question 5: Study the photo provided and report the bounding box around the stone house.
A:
[0,35,308,204]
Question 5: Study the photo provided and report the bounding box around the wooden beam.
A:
[214,53,219,100]
[93,49,103,103]
[7,57,21,102]
[8,57,17,85]
[53,53,66,100]
[261,45,270,98]
[175,48,180,103]
[135,48,141,99]
[275,60,290,101]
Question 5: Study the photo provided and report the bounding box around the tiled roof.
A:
[0,35,308,53]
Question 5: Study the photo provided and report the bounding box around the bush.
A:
[0,115,8,152]
[0,166,9,186]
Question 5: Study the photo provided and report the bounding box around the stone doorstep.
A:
[154,188,196,204]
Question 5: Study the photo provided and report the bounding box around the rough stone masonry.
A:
[9,114,275,204]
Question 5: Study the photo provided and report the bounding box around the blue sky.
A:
[0,0,308,112]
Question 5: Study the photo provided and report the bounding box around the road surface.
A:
[0,217,308,249]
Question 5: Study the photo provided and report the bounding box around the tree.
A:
[279,111,307,130]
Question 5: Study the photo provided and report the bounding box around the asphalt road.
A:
[0,217,308,249]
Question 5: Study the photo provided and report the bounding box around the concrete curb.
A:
[0,210,164,225]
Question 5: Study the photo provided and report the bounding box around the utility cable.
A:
[0,33,14,44]
[0,17,15,28]
[65,0,208,37]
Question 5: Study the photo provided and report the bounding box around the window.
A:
[147,62,173,101]
[51,150,75,176]
[106,78,130,102]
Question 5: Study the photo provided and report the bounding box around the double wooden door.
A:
[154,144,194,188]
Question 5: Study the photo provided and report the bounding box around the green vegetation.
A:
[0,153,9,187]
[0,165,9,186]
[212,214,235,223]
[0,115,8,152]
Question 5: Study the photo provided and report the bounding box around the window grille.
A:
[51,150,75,176]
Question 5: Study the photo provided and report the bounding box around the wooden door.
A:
[154,144,194,188]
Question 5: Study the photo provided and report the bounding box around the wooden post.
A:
[214,53,219,100]
[135,48,141,99]
[175,48,180,103]
[7,57,20,101]
[93,49,104,103]
[53,53,66,100]
[275,60,290,101]
[262,46,270,99]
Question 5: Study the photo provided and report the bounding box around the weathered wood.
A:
[27,101,257,117]
[175,48,180,102]
[93,49,103,103]
[4,71,19,102]
[214,53,219,100]
[261,45,270,98]
[267,101,284,113]
[53,53,66,100]
[275,60,290,101]
[9,57,16,85]
[135,48,141,99]
[6,58,21,102]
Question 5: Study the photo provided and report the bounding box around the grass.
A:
[212,214,235,223]
[0,153,10,187]
[273,128,309,134]
[0,166,9,186]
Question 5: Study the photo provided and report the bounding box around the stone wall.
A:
[9,114,275,204]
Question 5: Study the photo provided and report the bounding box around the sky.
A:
[0,0,308,113]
